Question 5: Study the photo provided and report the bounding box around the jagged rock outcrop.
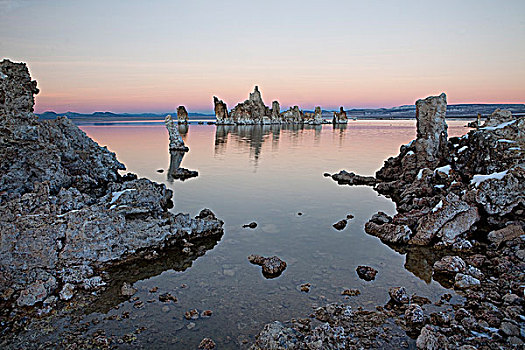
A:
[330,92,523,249]
[271,100,280,121]
[414,93,448,170]
[229,86,271,124]
[213,96,231,124]
[0,60,223,311]
[176,105,188,124]
[333,106,348,123]
[165,114,189,151]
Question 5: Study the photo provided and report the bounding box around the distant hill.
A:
[37,111,215,121]
[37,103,525,121]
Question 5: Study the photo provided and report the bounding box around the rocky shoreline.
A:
[0,60,224,340]
[251,94,524,348]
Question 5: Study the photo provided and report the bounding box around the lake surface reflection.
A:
[77,120,469,349]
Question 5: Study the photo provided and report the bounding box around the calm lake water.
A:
[71,120,469,348]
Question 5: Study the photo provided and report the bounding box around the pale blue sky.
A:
[1,0,524,113]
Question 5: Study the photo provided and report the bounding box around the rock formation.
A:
[165,114,189,151]
[248,254,287,278]
[214,87,334,125]
[176,105,188,124]
[0,60,223,313]
[255,93,524,349]
[414,93,448,170]
[213,96,230,124]
[333,106,348,123]
[271,100,280,121]
[229,86,271,124]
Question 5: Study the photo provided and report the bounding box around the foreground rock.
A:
[248,255,287,278]
[356,265,378,281]
[0,60,224,317]
[316,92,525,348]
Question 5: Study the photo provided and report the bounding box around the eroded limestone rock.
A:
[414,93,448,170]
[165,114,189,151]
[0,60,224,311]
[176,105,188,124]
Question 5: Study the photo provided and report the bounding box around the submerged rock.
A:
[331,170,377,186]
[248,255,287,278]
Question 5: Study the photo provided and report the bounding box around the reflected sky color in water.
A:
[77,121,469,348]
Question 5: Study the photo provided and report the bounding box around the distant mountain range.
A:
[37,103,525,121]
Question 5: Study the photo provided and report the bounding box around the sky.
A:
[1,0,524,114]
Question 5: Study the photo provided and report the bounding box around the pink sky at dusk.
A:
[1,0,524,114]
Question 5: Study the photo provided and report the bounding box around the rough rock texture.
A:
[165,114,189,151]
[229,86,271,124]
[389,287,409,304]
[356,266,377,281]
[248,254,287,278]
[414,93,448,170]
[316,92,525,348]
[176,105,188,124]
[213,96,230,124]
[334,93,523,250]
[409,193,479,246]
[0,60,224,314]
[432,256,466,275]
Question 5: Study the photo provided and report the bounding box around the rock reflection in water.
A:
[387,244,454,286]
[214,124,345,164]
[167,150,198,181]
[82,234,222,315]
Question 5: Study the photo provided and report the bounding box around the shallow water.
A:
[72,120,469,348]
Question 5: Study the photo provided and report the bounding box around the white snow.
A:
[434,184,445,189]
[434,165,451,175]
[509,147,521,151]
[405,140,414,147]
[481,120,517,130]
[57,209,80,218]
[458,146,468,153]
[406,150,414,156]
[470,170,508,187]
[432,200,443,212]
[109,189,136,204]
[497,139,516,143]
[417,169,424,180]
[0,72,6,79]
